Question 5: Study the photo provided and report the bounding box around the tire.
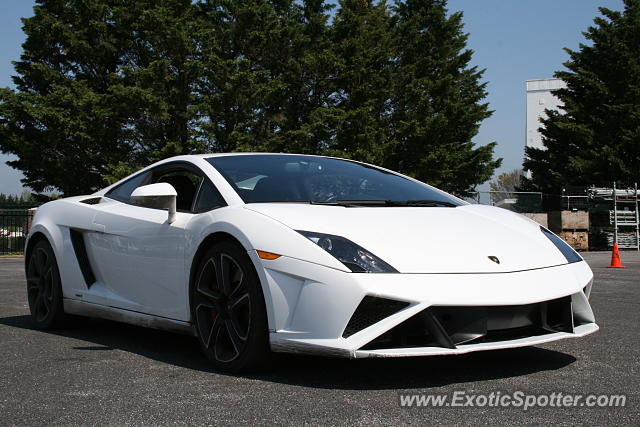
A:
[191,241,270,373]
[26,239,67,329]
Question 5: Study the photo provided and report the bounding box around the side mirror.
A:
[130,183,177,223]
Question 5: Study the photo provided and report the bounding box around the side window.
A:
[105,171,151,203]
[153,170,203,212]
[193,180,226,212]
[104,162,223,213]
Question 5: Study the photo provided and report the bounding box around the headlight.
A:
[540,226,582,263]
[297,231,398,273]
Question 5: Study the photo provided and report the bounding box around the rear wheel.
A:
[26,239,67,329]
[191,241,270,372]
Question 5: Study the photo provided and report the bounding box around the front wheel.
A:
[191,241,270,372]
[26,239,67,329]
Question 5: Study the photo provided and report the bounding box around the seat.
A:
[250,176,302,202]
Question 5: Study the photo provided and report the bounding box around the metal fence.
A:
[468,185,639,250]
[0,209,35,255]
[468,191,545,213]
[469,192,594,213]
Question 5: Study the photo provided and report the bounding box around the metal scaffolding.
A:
[609,182,639,250]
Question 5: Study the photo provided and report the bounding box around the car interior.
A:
[156,174,199,211]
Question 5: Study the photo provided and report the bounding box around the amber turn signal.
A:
[257,250,281,260]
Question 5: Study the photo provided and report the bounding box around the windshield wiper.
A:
[309,200,388,207]
[391,199,458,207]
[309,199,457,207]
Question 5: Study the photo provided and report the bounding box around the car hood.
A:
[244,203,569,273]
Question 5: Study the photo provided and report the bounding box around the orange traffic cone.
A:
[608,242,626,268]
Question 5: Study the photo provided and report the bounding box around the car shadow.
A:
[0,314,576,390]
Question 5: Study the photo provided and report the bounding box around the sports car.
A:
[25,153,598,372]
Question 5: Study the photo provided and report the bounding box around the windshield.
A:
[207,155,463,206]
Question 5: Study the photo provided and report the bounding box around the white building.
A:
[525,78,566,151]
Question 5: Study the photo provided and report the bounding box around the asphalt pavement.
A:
[1,252,638,426]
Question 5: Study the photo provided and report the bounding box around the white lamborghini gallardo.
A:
[25,154,598,372]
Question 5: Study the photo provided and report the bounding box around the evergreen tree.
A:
[0,0,199,194]
[329,0,393,164]
[193,0,276,153]
[256,0,342,155]
[387,0,500,195]
[113,0,203,175]
[195,0,340,155]
[1,0,500,196]
[523,0,640,192]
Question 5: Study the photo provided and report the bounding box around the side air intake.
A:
[69,229,96,287]
[342,296,409,338]
[79,197,102,205]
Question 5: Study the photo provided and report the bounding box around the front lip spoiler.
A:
[353,323,599,358]
[269,323,599,359]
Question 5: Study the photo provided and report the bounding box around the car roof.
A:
[191,152,331,159]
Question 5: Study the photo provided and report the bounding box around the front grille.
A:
[342,296,409,338]
[362,295,577,350]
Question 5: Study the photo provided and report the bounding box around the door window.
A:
[152,170,203,212]
[105,171,151,203]
[105,162,227,213]
[193,179,226,212]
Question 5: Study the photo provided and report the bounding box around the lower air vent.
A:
[342,296,409,338]
[361,295,577,350]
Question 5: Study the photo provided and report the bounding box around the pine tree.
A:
[114,0,204,171]
[387,0,500,196]
[256,0,342,155]
[0,0,200,194]
[1,0,501,196]
[194,0,274,153]
[328,0,393,165]
[195,0,340,155]
[523,0,640,192]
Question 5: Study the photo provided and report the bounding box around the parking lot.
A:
[0,252,638,426]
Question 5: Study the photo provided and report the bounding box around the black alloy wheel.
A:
[26,239,67,328]
[192,241,269,372]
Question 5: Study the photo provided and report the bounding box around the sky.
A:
[0,0,627,195]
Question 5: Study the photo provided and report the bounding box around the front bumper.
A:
[353,323,598,358]
[250,253,597,358]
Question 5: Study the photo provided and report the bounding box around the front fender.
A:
[184,206,351,331]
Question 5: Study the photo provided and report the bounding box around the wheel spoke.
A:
[43,268,54,301]
[196,302,221,348]
[212,326,232,362]
[34,293,48,320]
[42,291,52,310]
[219,254,233,295]
[211,318,244,363]
[225,319,244,351]
[26,276,40,292]
[229,270,244,299]
[205,314,223,349]
[196,259,222,303]
[32,251,41,276]
[228,292,250,340]
[197,284,222,303]
[35,248,48,276]
[229,292,250,312]
[195,250,254,364]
